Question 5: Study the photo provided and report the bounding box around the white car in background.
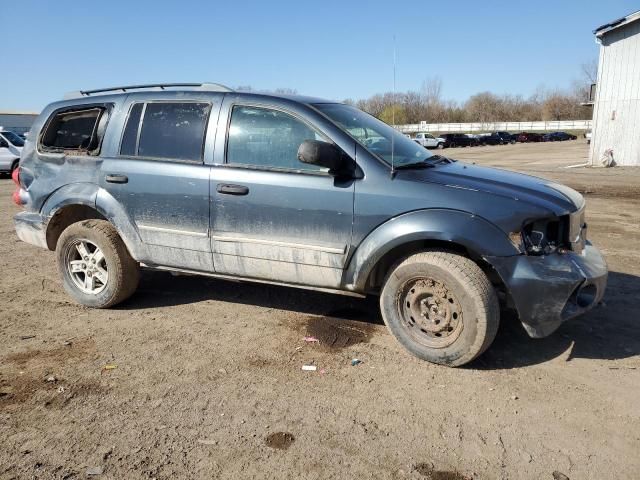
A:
[0,130,24,174]
[413,132,445,149]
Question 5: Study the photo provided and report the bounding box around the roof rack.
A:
[63,82,233,99]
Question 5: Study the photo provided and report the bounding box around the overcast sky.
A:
[1,0,638,112]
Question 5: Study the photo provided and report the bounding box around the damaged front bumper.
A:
[14,211,48,249]
[488,242,607,338]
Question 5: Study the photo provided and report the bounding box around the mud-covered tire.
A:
[380,251,499,367]
[56,220,140,308]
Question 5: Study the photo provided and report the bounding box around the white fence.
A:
[397,120,592,134]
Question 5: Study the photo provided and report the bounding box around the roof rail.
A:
[63,82,234,99]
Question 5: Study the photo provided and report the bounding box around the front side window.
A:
[40,107,107,154]
[226,105,328,172]
[313,103,433,167]
[120,102,210,161]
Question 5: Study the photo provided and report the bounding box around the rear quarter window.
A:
[40,106,110,155]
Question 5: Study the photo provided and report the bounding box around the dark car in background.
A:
[543,131,577,142]
[440,133,479,148]
[517,132,544,143]
[481,132,514,146]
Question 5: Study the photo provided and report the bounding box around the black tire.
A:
[11,159,19,173]
[380,251,499,367]
[56,220,140,308]
[437,143,444,149]
[450,142,457,148]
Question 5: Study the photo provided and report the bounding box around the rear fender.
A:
[344,209,519,292]
[41,183,145,260]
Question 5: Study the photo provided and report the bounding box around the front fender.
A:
[344,209,520,291]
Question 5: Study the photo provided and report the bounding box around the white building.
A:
[0,111,39,136]
[590,10,640,166]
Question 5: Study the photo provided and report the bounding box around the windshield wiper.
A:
[425,154,453,164]
[394,160,436,170]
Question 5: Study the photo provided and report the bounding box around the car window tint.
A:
[120,103,143,156]
[137,102,210,161]
[40,108,105,153]
[227,105,327,171]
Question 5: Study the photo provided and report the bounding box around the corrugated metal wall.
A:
[590,20,640,166]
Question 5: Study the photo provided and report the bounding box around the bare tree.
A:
[351,63,593,124]
[581,58,598,84]
[422,76,442,104]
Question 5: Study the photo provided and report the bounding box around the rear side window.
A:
[120,103,143,156]
[40,107,109,155]
[120,102,210,162]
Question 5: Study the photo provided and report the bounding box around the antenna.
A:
[391,35,397,177]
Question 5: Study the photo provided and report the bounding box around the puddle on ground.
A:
[414,463,469,480]
[264,432,295,450]
[304,315,376,351]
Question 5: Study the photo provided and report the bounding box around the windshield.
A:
[0,131,25,147]
[313,103,433,167]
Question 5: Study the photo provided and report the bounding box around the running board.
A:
[141,264,366,298]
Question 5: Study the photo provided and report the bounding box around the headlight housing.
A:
[511,210,585,256]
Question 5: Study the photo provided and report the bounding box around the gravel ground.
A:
[1,139,639,480]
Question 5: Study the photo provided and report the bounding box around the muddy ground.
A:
[0,140,638,479]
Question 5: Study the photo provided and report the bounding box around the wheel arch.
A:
[343,209,519,294]
[41,183,145,260]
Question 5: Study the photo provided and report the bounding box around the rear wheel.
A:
[437,143,444,149]
[380,251,499,367]
[56,220,140,308]
[10,160,19,173]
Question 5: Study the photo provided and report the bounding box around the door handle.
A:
[105,174,128,184]
[217,183,249,195]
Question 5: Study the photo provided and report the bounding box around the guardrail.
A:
[397,120,592,133]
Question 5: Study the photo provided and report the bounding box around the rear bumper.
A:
[14,211,48,249]
[488,243,608,338]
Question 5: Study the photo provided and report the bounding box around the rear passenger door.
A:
[99,96,221,271]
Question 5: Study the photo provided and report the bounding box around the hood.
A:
[409,161,584,216]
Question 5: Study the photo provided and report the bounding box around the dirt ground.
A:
[1,140,638,480]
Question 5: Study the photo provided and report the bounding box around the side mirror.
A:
[297,140,348,174]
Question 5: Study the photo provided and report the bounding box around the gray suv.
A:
[12,83,607,367]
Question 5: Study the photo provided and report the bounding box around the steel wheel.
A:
[65,239,108,294]
[396,277,463,348]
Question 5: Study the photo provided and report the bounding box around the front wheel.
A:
[56,220,140,308]
[380,251,499,367]
[436,143,444,149]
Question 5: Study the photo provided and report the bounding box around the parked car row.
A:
[410,130,579,148]
[0,129,24,175]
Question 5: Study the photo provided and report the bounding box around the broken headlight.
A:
[511,217,569,256]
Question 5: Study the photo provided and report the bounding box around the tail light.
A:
[11,165,20,186]
[12,166,24,206]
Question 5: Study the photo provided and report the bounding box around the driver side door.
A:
[209,101,355,288]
